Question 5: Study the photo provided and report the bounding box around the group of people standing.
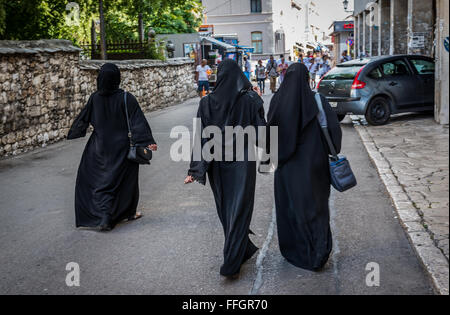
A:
[69,59,342,279]
[299,52,333,89]
[247,51,337,95]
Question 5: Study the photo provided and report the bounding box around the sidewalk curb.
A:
[354,123,449,295]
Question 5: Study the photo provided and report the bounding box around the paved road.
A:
[0,92,435,295]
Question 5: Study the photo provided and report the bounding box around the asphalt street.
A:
[0,91,435,295]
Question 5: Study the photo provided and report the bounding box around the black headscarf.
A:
[267,63,319,165]
[204,59,253,127]
[97,63,121,96]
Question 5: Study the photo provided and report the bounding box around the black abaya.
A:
[68,63,156,229]
[188,59,266,276]
[267,63,342,271]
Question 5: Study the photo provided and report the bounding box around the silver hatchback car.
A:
[317,55,435,125]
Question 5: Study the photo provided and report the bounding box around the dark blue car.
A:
[317,55,435,125]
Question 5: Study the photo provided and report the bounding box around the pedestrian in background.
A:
[185,60,266,279]
[298,54,304,64]
[340,51,352,63]
[308,57,318,89]
[243,56,252,80]
[266,63,342,272]
[256,59,267,94]
[277,55,289,84]
[322,55,331,73]
[196,59,211,98]
[266,55,279,93]
[287,56,294,66]
[303,54,312,70]
[68,63,158,231]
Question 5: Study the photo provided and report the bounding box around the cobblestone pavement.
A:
[353,113,449,295]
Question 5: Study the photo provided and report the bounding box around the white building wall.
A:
[202,0,275,58]
[202,0,307,59]
[272,0,304,56]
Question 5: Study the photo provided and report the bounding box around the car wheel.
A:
[337,114,346,122]
[365,97,391,126]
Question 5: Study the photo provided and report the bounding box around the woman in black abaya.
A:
[267,63,342,271]
[68,63,157,231]
[184,59,266,278]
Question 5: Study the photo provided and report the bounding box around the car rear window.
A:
[323,66,363,80]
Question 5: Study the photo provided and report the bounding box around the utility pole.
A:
[99,0,107,60]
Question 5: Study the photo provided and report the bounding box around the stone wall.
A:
[0,40,197,158]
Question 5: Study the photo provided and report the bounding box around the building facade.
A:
[353,0,449,124]
[200,0,322,59]
[330,21,355,64]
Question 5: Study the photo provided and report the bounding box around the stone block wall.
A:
[0,40,197,157]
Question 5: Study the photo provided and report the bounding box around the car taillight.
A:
[317,77,324,89]
[316,69,331,90]
[351,66,366,89]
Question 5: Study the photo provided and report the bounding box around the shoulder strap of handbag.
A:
[123,91,133,146]
[315,93,338,159]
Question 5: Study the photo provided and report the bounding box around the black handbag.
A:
[315,93,357,192]
[124,92,152,165]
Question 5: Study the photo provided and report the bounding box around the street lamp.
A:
[342,0,353,13]
[343,0,349,11]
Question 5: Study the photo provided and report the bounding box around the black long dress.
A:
[68,63,156,230]
[188,60,267,277]
[267,63,342,271]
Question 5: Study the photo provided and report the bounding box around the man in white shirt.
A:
[196,59,211,97]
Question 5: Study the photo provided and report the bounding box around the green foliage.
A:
[144,38,167,61]
[104,0,203,40]
[150,0,203,35]
[0,0,203,44]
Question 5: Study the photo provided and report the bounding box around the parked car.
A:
[317,55,435,125]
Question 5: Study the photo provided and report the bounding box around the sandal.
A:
[127,212,143,222]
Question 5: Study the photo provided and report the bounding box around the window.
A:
[381,60,411,77]
[368,67,383,80]
[251,0,262,13]
[274,31,285,54]
[324,66,363,80]
[409,59,435,75]
[252,32,263,54]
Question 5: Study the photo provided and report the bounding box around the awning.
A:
[235,45,254,53]
[200,37,236,51]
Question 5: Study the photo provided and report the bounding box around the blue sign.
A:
[445,37,449,53]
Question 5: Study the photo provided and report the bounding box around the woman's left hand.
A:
[253,86,262,97]
[148,144,158,151]
[184,176,195,184]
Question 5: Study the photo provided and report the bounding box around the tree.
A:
[99,0,107,59]
[0,0,97,43]
[0,0,203,44]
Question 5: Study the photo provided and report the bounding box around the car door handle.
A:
[389,82,398,86]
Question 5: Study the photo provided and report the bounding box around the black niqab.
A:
[267,63,319,166]
[203,59,253,128]
[97,63,121,96]
[267,63,343,271]
[188,59,266,276]
[68,63,156,229]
